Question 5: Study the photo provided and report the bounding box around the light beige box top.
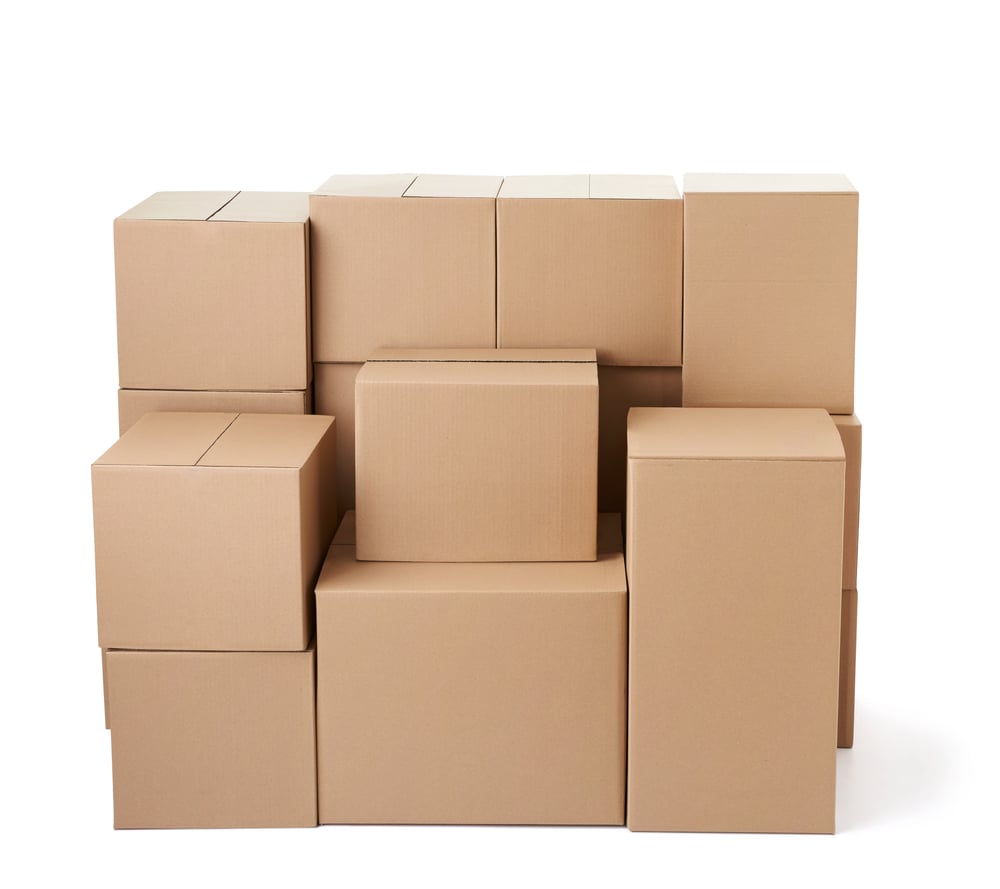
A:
[313,173,502,199]
[117,191,239,221]
[320,512,624,594]
[499,175,590,199]
[367,347,597,363]
[312,173,417,197]
[404,174,504,199]
[589,175,680,200]
[212,191,309,223]
[95,412,334,469]
[118,191,309,222]
[683,173,856,194]
[628,408,845,461]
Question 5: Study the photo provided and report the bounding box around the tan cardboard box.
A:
[355,348,598,562]
[839,588,859,748]
[833,414,863,589]
[313,362,360,519]
[310,174,500,362]
[497,175,683,366]
[315,512,626,825]
[683,174,858,413]
[106,644,317,828]
[626,408,845,833]
[93,412,336,650]
[598,366,682,514]
[118,387,311,434]
[115,191,311,391]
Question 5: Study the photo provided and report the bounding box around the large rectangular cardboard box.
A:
[315,512,626,825]
[839,588,859,748]
[833,414,863,589]
[107,644,317,828]
[93,412,337,650]
[355,348,598,562]
[497,175,683,366]
[310,174,500,362]
[118,387,311,435]
[313,362,360,519]
[683,174,858,412]
[627,408,845,833]
[115,191,311,391]
[598,365,682,514]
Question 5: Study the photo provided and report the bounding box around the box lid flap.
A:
[498,175,589,199]
[117,191,239,221]
[590,174,680,200]
[312,174,417,198]
[211,191,309,223]
[366,348,597,363]
[628,408,845,461]
[94,412,237,466]
[198,414,334,468]
[404,174,503,199]
[683,173,856,194]
[317,513,624,594]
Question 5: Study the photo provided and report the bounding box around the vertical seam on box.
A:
[193,414,241,465]
[494,186,500,347]
[206,191,241,221]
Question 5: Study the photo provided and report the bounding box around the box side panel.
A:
[839,589,859,748]
[835,418,862,588]
[313,363,361,518]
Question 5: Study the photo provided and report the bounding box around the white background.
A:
[2,1,997,885]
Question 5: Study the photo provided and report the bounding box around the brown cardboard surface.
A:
[93,412,337,650]
[834,414,863,589]
[626,407,845,833]
[355,349,598,562]
[309,174,497,362]
[107,645,317,829]
[115,191,311,391]
[313,362,360,519]
[315,513,626,825]
[497,175,682,366]
[682,174,858,412]
[118,388,310,435]
[101,649,110,730]
[839,589,858,748]
[597,366,682,514]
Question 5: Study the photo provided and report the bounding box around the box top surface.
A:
[403,174,504,199]
[628,408,845,461]
[366,347,597,364]
[312,173,417,197]
[683,173,856,194]
[589,174,680,200]
[95,412,333,469]
[318,513,625,594]
[498,175,590,199]
[211,191,309,223]
[117,191,239,221]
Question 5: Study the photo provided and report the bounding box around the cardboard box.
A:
[118,387,311,434]
[833,414,863,589]
[355,348,598,562]
[115,191,311,390]
[93,412,337,650]
[497,175,683,366]
[310,174,500,362]
[106,644,317,828]
[626,408,845,833]
[315,512,626,825]
[598,365,682,514]
[683,174,858,412]
[839,589,859,748]
[313,362,360,519]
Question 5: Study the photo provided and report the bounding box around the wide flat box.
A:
[497,175,682,366]
[839,588,859,748]
[310,174,500,362]
[118,387,311,434]
[115,191,311,391]
[93,412,337,650]
[833,414,863,589]
[106,645,317,828]
[315,512,626,825]
[598,365,682,514]
[355,348,598,562]
[626,408,845,833]
[682,174,858,412]
[313,362,361,519]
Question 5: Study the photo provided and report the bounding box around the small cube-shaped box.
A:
[114,191,312,391]
[106,645,317,829]
[497,175,683,366]
[309,174,501,362]
[355,348,598,562]
[92,412,337,651]
[683,174,858,413]
[315,512,627,825]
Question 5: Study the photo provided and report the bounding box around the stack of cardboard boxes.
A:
[93,172,862,833]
